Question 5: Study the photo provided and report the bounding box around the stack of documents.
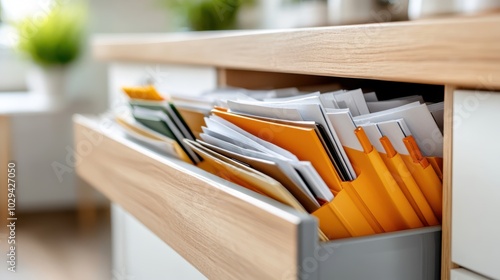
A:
[186,88,443,241]
[115,86,314,162]
[117,85,444,241]
[116,86,208,164]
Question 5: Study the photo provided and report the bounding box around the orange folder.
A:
[212,109,378,238]
[312,190,376,240]
[313,130,428,238]
[122,85,164,101]
[214,109,424,238]
[339,128,423,233]
[427,157,443,181]
[379,136,440,226]
[176,107,207,140]
[212,108,344,194]
[401,136,443,221]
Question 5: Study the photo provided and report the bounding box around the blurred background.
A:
[0,0,499,279]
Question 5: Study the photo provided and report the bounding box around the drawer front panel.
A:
[74,116,316,280]
[74,116,443,280]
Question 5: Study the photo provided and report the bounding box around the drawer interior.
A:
[74,116,315,280]
[75,111,442,279]
[78,68,446,279]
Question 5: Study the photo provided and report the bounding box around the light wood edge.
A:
[94,14,500,89]
[0,116,10,248]
[442,86,459,280]
[217,68,227,87]
[74,116,315,279]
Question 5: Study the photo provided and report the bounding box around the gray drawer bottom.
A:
[300,226,441,280]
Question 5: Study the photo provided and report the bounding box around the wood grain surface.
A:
[74,116,310,280]
[94,14,500,89]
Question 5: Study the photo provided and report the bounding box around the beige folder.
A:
[195,139,321,213]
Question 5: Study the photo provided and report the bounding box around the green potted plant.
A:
[161,0,255,31]
[15,3,86,108]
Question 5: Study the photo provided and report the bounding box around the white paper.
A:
[427,102,444,133]
[325,108,363,152]
[319,89,345,108]
[263,91,320,102]
[231,96,357,180]
[201,128,261,152]
[358,123,385,153]
[376,119,411,155]
[331,89,370,116]
[291,161,333,202]
[367,95,424,113]
[363,92,378,102]
[227,100,304,121]
[353,102,443,157]
[206,116,299,161]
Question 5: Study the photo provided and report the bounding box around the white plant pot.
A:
[408,0,461,19]
[328,0,380,25]
[26,65,68,110]
[459,0,500,13]
[239,0,328,29]
[327,0,409,26]
[408,0,500,19]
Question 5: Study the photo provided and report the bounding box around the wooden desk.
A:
[85,14,500,280]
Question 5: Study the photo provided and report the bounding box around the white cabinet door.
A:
[112,204,207,280]
[452,90,500,279]
[451,268,489,280]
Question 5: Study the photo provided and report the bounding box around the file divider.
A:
[381,152,440,226]
[401,154,443,221]
[343,146,424,232]
[312,190,376,240]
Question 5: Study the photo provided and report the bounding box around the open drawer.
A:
[74,115,441,280]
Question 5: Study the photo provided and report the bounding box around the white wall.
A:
[0,47,28,91]
[71,0,171,112]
